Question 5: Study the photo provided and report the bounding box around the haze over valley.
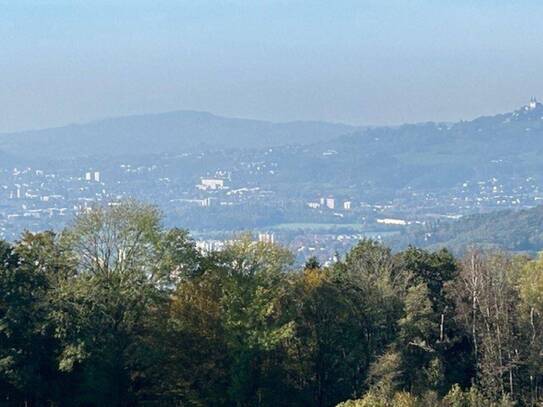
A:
[6,2,543,405]
[3,99,543,262]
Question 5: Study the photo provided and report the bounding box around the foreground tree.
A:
[0,232,74,405]
[517,253,543,404]
[453,250,523,402]
[52,202,183,405]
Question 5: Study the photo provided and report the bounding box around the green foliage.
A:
[392,205,543,254]
[443,384,515,407]
[337,385,515,407]
[304,255,321,270]
[336,391,420,407]
[0,232,74,404]
[2,202,543,406]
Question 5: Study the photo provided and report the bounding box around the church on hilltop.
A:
[527,96,540,110]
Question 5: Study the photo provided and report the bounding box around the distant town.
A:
[2,146,541,264]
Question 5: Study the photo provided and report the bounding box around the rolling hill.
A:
[2,100,543,194]
[0,110,356,160]
[275,99,543,191]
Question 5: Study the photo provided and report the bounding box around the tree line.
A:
[1,201,543,406]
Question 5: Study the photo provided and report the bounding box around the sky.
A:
[1,0,543,132]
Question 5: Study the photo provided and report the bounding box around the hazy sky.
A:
[2,0,543,132]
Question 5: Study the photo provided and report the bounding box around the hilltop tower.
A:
[528,97,538,110]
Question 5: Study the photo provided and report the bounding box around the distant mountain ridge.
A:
[3,99,543,191]
[303,98,543,189]
[0,110,357,160]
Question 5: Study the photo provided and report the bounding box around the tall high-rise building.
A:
[258,232,275,244]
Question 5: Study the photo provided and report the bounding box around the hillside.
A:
[0,150,18,167]
[0,111,356,160]
[389,204,543,253]
[319,99,543,188]
[217,100,543,193]
[2,100,543,194]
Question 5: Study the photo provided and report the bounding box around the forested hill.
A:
[3,100,543,169]
[233,100,543,193]
[3,101,543,193]
[0,111,356,159]
[390,204,543,253]
[316,100,543,188]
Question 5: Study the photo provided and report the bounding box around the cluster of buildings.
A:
[307,196,353,211]
[1,150,543,264]
[195,232,275,254]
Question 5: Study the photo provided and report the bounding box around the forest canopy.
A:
[1,201,542,406]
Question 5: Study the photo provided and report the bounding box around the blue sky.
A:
[1,0,543,131]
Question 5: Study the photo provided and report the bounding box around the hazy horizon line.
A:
[2,98,538,136]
